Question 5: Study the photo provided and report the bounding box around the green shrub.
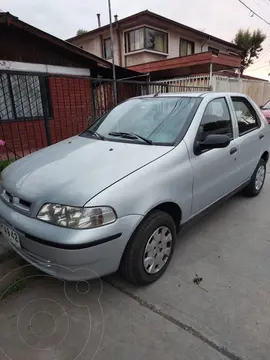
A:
[0,160,14,172]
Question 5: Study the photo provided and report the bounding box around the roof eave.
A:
[0,12,111,68]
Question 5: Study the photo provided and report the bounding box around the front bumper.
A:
[0,199,143,280]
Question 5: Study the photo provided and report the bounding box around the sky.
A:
[1,0,270,79]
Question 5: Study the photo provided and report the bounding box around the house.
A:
[0,12,139,160]
[67,10,242,80]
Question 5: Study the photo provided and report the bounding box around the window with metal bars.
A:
[0,73,51,121]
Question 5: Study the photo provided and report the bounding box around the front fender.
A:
[85,143,193,223]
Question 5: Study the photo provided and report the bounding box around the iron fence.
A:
[91,77,209,119]
[0,71,210,160]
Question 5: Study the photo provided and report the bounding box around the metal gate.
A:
[91,77,209,120]
[0,71,210,161]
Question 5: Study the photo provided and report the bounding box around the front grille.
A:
[1,188,32,212]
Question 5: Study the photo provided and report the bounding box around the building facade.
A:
[68,10,241,69]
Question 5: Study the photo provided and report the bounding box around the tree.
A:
[233,29,266,74]
[76,29,88,36]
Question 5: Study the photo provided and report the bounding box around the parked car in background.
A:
[260,100,270,123]
[0,92,269,285]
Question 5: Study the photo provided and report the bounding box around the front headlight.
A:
[37,204,117,229]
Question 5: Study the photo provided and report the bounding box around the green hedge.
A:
[0,160,13,172]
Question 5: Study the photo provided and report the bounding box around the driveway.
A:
[1,175,270,360]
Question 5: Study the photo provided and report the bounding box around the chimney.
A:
[114,14,118,22]
[97,13,101,28]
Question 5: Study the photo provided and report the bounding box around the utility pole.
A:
[108,0,117,105]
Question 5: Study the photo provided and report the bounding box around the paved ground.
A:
[1,175,270,360]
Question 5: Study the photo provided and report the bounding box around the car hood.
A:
[2,136,171,206]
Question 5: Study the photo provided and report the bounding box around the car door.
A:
[186,96,240,216]
[230,95,265,182]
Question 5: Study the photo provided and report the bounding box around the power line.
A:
[259,45,270,57]
[260,0,270,5]
[248,47,270,68]
[250,48,270,67]
[250,60,269,67]
[247,64,270,71]
[236,3,270,70]
[250,0,260,7]
[257,47,270,61]
[238,0,270,25]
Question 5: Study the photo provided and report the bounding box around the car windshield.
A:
[83,97,201,145]
[262,101,270,110]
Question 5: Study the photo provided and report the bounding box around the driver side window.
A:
[198,97,233,142]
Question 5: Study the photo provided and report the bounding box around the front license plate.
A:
[0,221,21,249]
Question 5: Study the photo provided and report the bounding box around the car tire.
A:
[243,158,266,197]
[120,210,176,285]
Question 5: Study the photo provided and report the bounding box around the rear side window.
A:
[231,97,260,135]
[198,97,233,141]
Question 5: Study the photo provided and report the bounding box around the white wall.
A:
[169,32,180,58]
[75,35,102,58]
[125,51,166,67]
[212,75,270,105]
[169,29,203,57]
[201,39,237,54]
[162,74,270,106]
[72,30,120,65]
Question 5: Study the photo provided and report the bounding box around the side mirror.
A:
[260,105,263,109]
[198,134,231,152]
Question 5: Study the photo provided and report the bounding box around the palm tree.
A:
[233,29,266,74]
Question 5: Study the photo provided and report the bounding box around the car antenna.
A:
[153,90,161,97]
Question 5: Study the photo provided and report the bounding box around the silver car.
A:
[0,92,269,285]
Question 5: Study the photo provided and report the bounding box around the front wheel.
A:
[243,158,266,197]
[120,210,176,285]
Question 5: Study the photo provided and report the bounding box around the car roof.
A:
[136,92,205,98]
[136,92,249,99]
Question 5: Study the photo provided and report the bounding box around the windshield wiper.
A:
[87,129,105,140]
[108,132,153,145]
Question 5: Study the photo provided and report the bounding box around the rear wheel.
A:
[243,158,266,197]
[121,210,176,285]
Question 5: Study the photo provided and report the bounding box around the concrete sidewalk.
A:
[1,177,270,360]
[0,276,227,360]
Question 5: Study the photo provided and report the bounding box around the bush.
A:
[0,160,13,172]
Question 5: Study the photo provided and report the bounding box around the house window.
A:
[125,27,168,53]
[208,46,219,55]
[0,73,50,121]
[125,28,145,52]
[103,38,112,59]
[145,28,168,53]
[179,39,195,57]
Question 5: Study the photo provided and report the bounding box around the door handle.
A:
[259,134,264,140]
[230,147,238,155]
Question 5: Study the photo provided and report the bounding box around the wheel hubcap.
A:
[143,226,172,274]
[255,165,265,191]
